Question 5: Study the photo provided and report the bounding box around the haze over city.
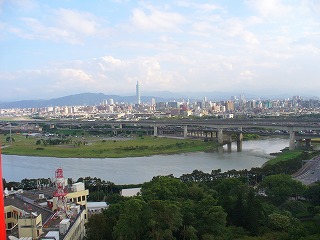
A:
[1,0,320,101]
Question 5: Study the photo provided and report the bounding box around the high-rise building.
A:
[136,81,141,104]
[225,101,234,111]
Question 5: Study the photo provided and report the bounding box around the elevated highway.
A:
[1,118,320,150]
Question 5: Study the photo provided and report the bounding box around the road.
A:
[293,156,320,185]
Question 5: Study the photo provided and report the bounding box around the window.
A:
[78,196,81,202]
[6,212,12,219]
[82,195,85,201]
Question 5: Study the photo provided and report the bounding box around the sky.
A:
[0,0,320,101]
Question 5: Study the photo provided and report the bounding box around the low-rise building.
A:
[4,170,90,240]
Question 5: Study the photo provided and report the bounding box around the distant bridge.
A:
[1,119,320,150]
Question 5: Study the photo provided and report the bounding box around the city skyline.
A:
[1,1,320,101]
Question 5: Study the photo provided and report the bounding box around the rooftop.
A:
[4,195,53,222]
[5,184,87,240]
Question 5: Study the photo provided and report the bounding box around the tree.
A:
[267,213,306,240]
[231,191,247,228]
[268,213,291,232]
[281,200,307,217]
[180,199,198,239]
[244,188,264,235]
[148,200,182,240]
[258,174,305,204]
[213,178,247,223]
[141,175,187,201]
[85,202,123,240]
[113,198,149,240]
[180,226,198,240]
[85,213,111,240]
[303,183,320,205]
[194,196,227,237]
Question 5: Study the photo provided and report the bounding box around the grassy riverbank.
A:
[265,143,320,167]
[265,150,305,166]
[1,134,217,158]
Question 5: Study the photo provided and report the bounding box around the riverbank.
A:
[1,134,218,158]
[264,150,304,166]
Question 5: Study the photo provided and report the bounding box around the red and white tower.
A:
[53,167,68,218]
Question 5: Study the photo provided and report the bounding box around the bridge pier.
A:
[237,141,242,152]
[236,133,243,152]
[237,132,243,141]
[237,133,242,152]
[227,143,232,152]
[289,130,296,150]
[226,134,232,152]
[183,125,188,138]
[296,139,303,148]
[305,139,311,148]
[154,126,158,137]
[226,134,232,143]
[217,128,224,144]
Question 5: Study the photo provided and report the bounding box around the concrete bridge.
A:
[146,120,320,151]
[2,119,320,150]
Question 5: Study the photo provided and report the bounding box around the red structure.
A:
[0,145,7,239]
[53,168,68,216]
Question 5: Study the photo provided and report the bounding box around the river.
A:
[2,138,289,184]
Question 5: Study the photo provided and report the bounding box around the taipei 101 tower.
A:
[136,81,141,104]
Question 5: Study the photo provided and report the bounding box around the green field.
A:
[0,134,217,158]
[265,150,304,166]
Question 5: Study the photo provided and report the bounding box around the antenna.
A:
[53,167,68,218]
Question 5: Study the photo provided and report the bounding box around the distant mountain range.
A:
[0,91,237,109]
[0,91,315,109]
[0,93,162,109]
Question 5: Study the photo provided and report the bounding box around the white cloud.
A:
[223,62,233,70]
[14,17,80,44]
[8,8,103,44]
[194,3,220,12]
[131,8,185,31]
[240,70,256,80]
[246,0,292,18]
[101,56,124,67]
[224,19,260,45]
[59,68,93,83]
[54,8,98,36]
[1,1,320,100]
[175,1,220,12]
[3,0,38,12]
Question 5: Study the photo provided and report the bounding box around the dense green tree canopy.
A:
[258,174,305,204]
[83,170,320,240]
